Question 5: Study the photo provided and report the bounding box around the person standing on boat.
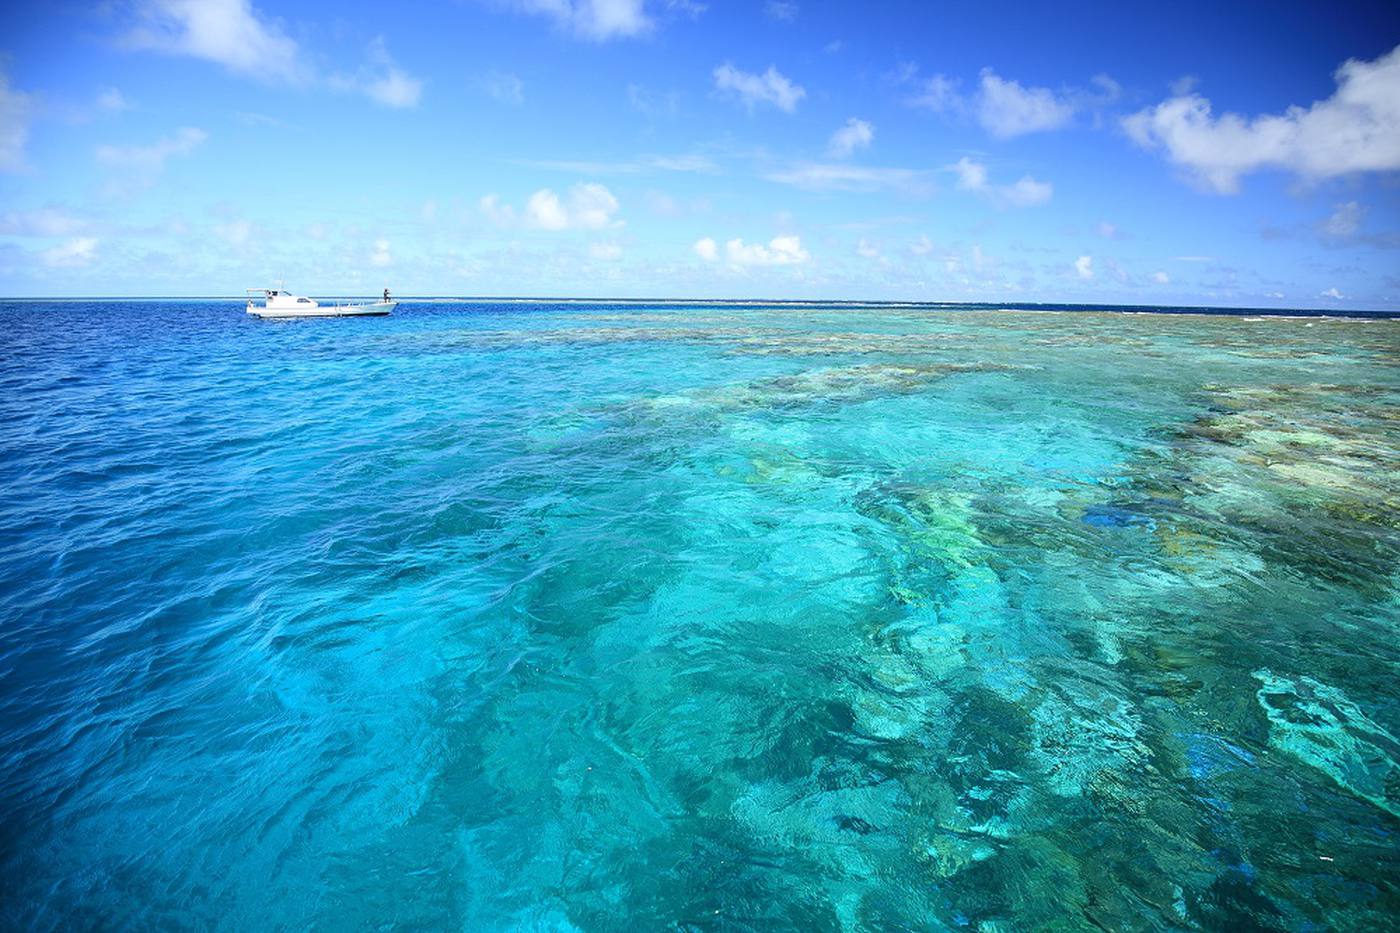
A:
[383,287,390,303]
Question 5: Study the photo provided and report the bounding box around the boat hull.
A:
[248,301,396,319]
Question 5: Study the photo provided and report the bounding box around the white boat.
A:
[246,287,396,318]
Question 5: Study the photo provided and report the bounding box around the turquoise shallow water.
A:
[1,300,1398,929]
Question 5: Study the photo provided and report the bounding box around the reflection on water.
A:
[0,301,1397,928]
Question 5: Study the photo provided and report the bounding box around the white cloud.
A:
[97,87,131,113]
[694,234,809,266]
[123,0,306,84]
[724,235,809,266]
[332,38,423,108]
[1075,255,1093,279]
[480,71,525,105]
[125,3,422,107]
[627,83,680,119]
[910,235,934,255]
[485,183,621,230]
[589,241,623,260]
[1320,287,1343,300]
[1123,43,1400,193]
[1096,221,1118,238]
[765,163,932,194]
[96,127,208,177]
[1152,270,1170,284]
[976,69,1075,137]
[214,219,253,245]
[506,0,653,41]
[827,117,873,159]
[42,237,98,268]
[949,157,1052,207]
[713,63,805,113]
[371,238,392,267]
[764,0,798,21]
[907,67,1109,138]
[0,208,89,237]
[1322,201,1363,237]
[526,189,570,229]
[521,154,717,174]
[909,74,961,113]
[0,70,33,172]
[855,238,880,259]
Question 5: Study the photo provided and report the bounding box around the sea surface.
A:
[1,299,1397,930]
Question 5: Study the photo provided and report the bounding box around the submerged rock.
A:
[1253,669,1400,818]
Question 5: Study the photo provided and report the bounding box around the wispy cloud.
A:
[502,0,655,41]
[0,208,91,237]
[41,237,98,268]
[519,154,718,174]
[713,63,805,113]
[122,0,307,84]
[948,157,1052,207]
[905,66,1116,138]
[478,70,525,106]
[96,87,132,113]
[97,126,207,174]
[0,69,34,172]
[764,1,798,22]
[122,1,423,107]
[765,163,932,194]
[1123,43,1400,193]
[1321,201,1363,238]
[827,118,873,159]
[329,38,423,108]
[1074,255,1093,279]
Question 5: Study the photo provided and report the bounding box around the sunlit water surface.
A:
[1,301,1398,929]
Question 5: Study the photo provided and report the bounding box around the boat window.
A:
[297,297,310,303]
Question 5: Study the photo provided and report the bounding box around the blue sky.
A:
[1,0,1398,306]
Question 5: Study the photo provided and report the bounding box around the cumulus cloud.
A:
[0,70,33,172]
[907,67,1113,138]
[505,0,654,41]
[1123,43,1400,193]
[949,156,1052,207]
[976,69,1075,137]
[827,117,873,158]
[483,183,622,230]
[123,0,306,83]
[694,234,809,266]
[1152,271,1170,284]
[42,237,98,268]
[1074,255,1093,279]
[713,63,805,113]
[1320,287,1344,300]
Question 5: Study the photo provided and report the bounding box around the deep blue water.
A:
[1,300,1397,929]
